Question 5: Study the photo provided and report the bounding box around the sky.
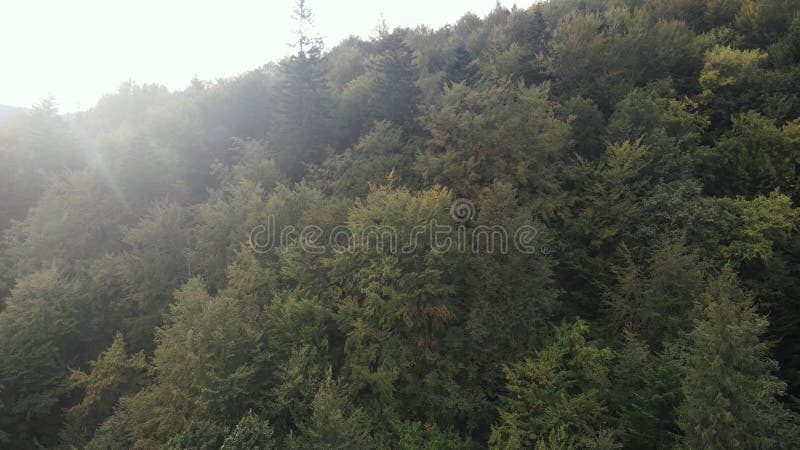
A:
[0,0,516,112]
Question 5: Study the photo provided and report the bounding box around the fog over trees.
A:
[2,0,800,448]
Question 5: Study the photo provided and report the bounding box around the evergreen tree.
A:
[678,267,800,449]
[612,332,684,449]
[489,320,618,449]
[162,420,227,450]
[367,28,422,129]
[0,268,87,447]
[274,0,332,179]
[1,0,800,447]
[61,333,147,446]
[223,412,278,450]
[288,373,373,449]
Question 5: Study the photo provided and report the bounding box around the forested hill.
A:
[2,0,800,448]
[0,105,23,124]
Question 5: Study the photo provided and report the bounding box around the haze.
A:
[0,0,509,112]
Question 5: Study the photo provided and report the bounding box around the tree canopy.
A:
[2,0,800,448]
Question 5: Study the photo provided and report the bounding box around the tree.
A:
[288,373,373,449]
[697,45,774,129]
[461,182,561,433]
[330,186,467,427]
[544,8,700,113]
[611,332,684,449]
[263,297,334,434]
[90,198,190,350]
[192,179,270,291]
[555,138,703,321]
[61,333,147,446]
[94,279,272,448]
[489,320,617,449]
[309,121,414,198]
[273,0,332,179]
[698,112,800,199]
[416,79,569,215]
[0,268,87,447]
[603,235,704,347]
[375,420,478,449]
[367,28,422,129]
[223,412,277,450]
[678,267,800,449]
[0,97,82,231]
[162,420,227,450]
[559,96,607,160]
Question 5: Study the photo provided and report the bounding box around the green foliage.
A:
[62,332,147,446]
[222,412,277,450]
[545,8,700,112]
[0,268,87,447]
[153,279,267,424]
[162,420,227,450]
[93,198,191,349]
[330,186,466,426]
[612,332,684,449]
[192,180,270,290]
[678,267,800,449]
[98,279,271,448]
[212,138,285,190]
[263,297,334,433]
[273,6,332,179]
[375,420,479,449]
[489,320,618,449]
[310,121,414,198]
[699,112,800,198]
[555,137,703,319]
[604,236,704,347]
[2,0,800,447]
[696,44,798,126]
[287,373,373,449]
[560,96,607,160]
[416,79,569,216]
[0,98,83,231]
[366,29,422,129]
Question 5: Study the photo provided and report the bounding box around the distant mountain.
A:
[0,104,23,124]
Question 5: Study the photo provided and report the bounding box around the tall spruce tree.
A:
[367,28,422,129]
[274,0,332,179]
[489,320,618,449]
[678,267,800,449]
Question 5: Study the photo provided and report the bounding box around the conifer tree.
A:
[61,333,147,446]
[0,268,87,447]
[223,412,278,450]
[288,373,372,449]
[274,0,332,179]
[367,28,422,129]
[489,320,618,449]
[678,267,800,449]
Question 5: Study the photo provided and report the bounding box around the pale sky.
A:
[0,0,517,112]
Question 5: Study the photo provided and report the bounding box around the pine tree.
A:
[162,420,227,450]
[612,332,684,449]
[446,44,476,84]
[61,333,147,446]
[678,267,800,449]
[274,0,332,179]
[223,411,277,450]
[288,373,372,449]
[0,268,87,447]
[489,320,618,449]
[367,28,421,129]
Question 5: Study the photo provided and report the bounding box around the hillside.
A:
[0,104,22,124]
[1,0,800,448]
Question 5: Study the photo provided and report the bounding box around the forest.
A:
[2,0,800,448]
